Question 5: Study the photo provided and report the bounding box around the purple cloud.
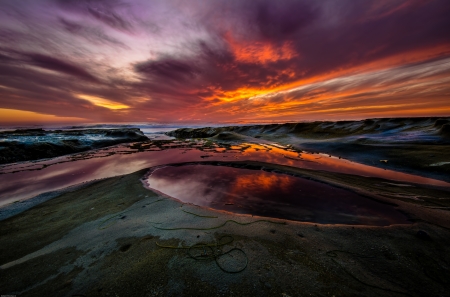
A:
[55,0,135,33]
[26,53,101,83]
[0,0,449,123]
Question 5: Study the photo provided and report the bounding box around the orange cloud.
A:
[225,32,297,64]
[77,94,130,110]
[201,42,450,110]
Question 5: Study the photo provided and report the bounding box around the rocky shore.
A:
[167,117,450,181]
[1,117,449,296]
[0,128,148,164]
[167,117,450,141]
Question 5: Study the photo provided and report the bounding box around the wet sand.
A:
[1,160,450,296]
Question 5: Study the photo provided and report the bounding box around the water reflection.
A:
[0,141,448,207]
[147,165,411,226]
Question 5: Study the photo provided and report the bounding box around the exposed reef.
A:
[167,117,450,181]
[210,131,246,141]
[0,128,148,164]
[168,117,450,142]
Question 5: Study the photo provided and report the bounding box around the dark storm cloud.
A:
[59,18,128,48]
[0,62,93,115]
[55,0,135,33]
[87,6,133,32]
[135,59,200,82]
[252,0,319,40]
[26,53,101,83]
[0,47,131,122]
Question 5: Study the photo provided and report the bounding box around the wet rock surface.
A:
[167,117,450,143]
[1,119,449,296]
[1,167,449,297]
[166,117,450,182]
[0,128,148,164]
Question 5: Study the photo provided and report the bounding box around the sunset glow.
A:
[0,0,449,124]
[0,108,87,125]
[77,95,130,110]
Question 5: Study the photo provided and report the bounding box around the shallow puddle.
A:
[146,164,411,226]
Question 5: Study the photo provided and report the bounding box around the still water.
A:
[146,164,411,226]
[0,141,449,207]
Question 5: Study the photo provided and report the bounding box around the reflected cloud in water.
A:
[147,165,411,226]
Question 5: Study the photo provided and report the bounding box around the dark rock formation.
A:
[0,128,148,164]
[433,118,449,128]
[211,131,245,141]
[167,117,450,141]
[439,123,450,138]
[166,117,450,182]
[166,127,225,139]
[0,128,47,136]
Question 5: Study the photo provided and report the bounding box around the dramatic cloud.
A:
[0,0,449,124]
[27,53,101,83]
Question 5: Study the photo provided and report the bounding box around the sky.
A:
[0,0,450,125]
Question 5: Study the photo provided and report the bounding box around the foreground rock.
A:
[1,163,449,296]
[0,128,148,164]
